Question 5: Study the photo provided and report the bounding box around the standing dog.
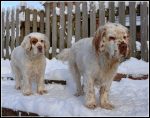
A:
[11,32,49,96]
[56,23,129,109]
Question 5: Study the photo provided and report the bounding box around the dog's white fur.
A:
[56,23,129,109]
[11,32,50,96]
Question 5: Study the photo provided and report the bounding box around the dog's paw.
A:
[100,103,115,110]
[85,102,97,109]
[23,91,33,96]
[37,89,48,95]
[15,85,21,90]
[74,91,84,97]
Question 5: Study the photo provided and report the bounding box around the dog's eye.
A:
[41,40,44,43]
[123,36,126,39]
[109,36,116,41]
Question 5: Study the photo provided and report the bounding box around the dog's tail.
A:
[56,48,71,61]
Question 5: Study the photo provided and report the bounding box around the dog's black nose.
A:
[119,42,127,56]
[37,45,42,51]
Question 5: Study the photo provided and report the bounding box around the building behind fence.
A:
[1,2,149,61]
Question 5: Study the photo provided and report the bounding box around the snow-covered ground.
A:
[1,57,149,116]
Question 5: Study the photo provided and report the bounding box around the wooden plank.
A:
[90,2,96,37]
[52,2,57,57]
[39,10,44,33]
[33,9,37,32]
[119,2,125,26]
[59,2,65,51]
[82,2,88,38]
[2,9,5,59]
[45,3,50,58]
[10,9,15,52]
[109,2,115,22]
[25,8,30,35]
[129,2,136,57]
[67,2,73,48]
[5,9,10,59]
[15,8,19,46]
[75,2,81,41]
[99,2,105,26]
[140,2,148,61]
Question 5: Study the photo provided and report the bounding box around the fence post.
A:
[10,8,15,52]
[129,2,136,57]
[39,10,44,33]
[6,8,10,59]
[119,2,125,26]
[25,8,30,35]
[99,2,105,26]
[33,9,37,32]
[67,2,73,48]
[52,2,57,57]
[75,2,81,41]
[82,2,88,38]
[2,9,5,59]
[45,3,51,58]
[109,2,115,22]
[90,2,96,37]
[140,2,148,61]
[59,2,65,51]
[15,8,20,46]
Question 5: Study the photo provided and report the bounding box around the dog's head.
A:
[21,32,50,56]
[93,22,130,59]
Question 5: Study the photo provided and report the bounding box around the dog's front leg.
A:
[84,76,96,109]
[99,85,114,110]
[22,73,32,96]
[37,75,47,95]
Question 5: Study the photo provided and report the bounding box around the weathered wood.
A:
[33,9,37,32]
[15,9,20,46]
[140,2,148,61]
[99,2,105,26]
[5,9,10,59]
[45,3,51,58]
[82,2,88,38]
[2,9,5,59]
[52,2,57,57]
[90,2,96,37]
[59,2,65,51]
[129,2,136,57]
[119,2,125,26]
[67,2,73,48]
[39,11,44,33]
[2,108,38,116]
[10,9,15,52]
[75,2,81,41]
[25,8,30,35]
[109,2,115,22]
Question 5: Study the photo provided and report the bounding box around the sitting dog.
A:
[11,32,50,96]
[56,23,130,109]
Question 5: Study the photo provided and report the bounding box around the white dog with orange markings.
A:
[56,23,130,109]
[11,32,49,96]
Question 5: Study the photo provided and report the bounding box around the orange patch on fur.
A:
[30,37,38,45]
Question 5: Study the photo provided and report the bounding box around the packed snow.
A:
[1,57,149,116]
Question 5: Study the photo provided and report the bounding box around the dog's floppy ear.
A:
[92,26,106,55]
[43,35,50,52]
[21,35,32,51]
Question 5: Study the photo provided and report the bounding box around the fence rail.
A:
[1,2,149,61]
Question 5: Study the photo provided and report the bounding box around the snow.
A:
[136,41,141,51]
[117,57,149,76]
[1,57,149,116]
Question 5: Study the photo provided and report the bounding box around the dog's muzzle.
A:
[37,45,43,53]
[119,42,127,57]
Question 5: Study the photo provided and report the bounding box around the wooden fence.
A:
[1,2,149,61]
